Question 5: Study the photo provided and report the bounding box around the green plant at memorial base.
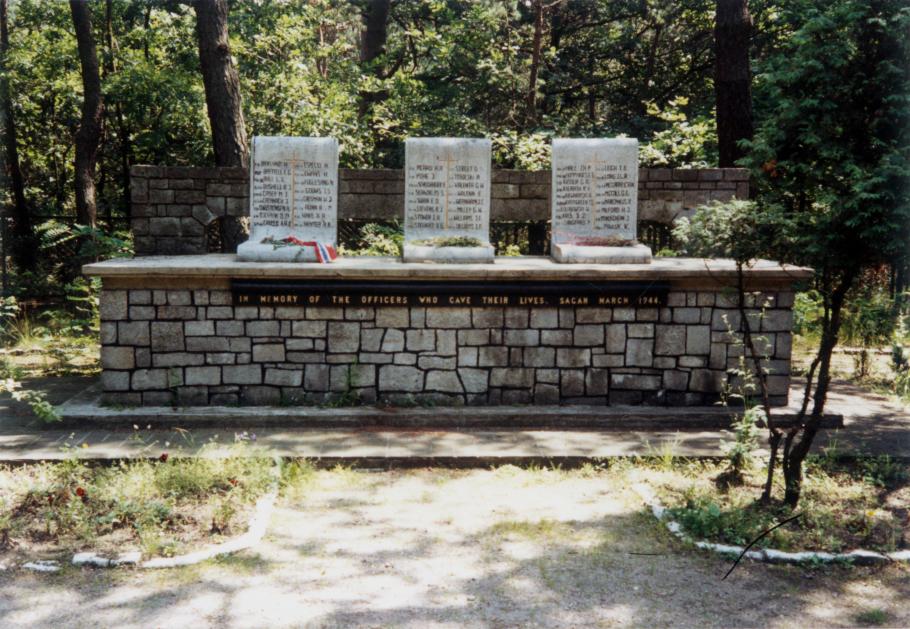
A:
[674,199,784,499]
[573,236,638,247]
[410,236,485,248]
[497,243,522,257]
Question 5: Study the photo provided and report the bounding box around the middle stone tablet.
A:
[403,137,494,264]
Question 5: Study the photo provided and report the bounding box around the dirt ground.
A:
[1,466,907,628]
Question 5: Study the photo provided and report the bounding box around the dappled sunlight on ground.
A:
[1,466,908,627]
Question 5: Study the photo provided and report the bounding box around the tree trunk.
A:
[782,270,856,507]
[358,0,390,116]
[102,0,132,221]
[0,0,37,269]
[192,0,248,252]
[360,0,390,68]
[71,0,104,228]
[525,0,545,125]
[714,0,753,167]
[192,0,248,168]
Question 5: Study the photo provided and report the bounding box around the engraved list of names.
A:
[404,138,491,242]
[551,138,639,244]
[248,136,338,244]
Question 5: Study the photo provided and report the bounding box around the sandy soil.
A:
[1,466,908,628]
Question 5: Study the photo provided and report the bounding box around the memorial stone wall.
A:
[129,165,750,256]
[96,266,795,408]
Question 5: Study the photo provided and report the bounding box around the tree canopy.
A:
[1,0,793,227]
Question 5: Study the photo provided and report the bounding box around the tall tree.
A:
[743,0,910,507]
[102,0,132,222]
[714,0,753,167]
[70,0,103,228]
[192,0,248,168]
[358,0,391,116]
[0,0,36,269]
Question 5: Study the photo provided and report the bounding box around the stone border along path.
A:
[2,457,281,573]
[633,483,910,566]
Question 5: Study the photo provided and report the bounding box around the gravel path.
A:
[1,467,908,628]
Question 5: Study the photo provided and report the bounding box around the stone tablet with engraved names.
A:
[550,138,651,264]
[403,137,494,263]
[237,136,338,262]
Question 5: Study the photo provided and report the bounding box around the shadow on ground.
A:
[0,468,907,628]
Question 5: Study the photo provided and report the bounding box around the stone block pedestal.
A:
[237,241,324,262]
[552,243,653,264]
[402,243,495,264]
[85,255,810,411]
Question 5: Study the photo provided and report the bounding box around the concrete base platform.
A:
[552,243,653,264]
[402,243,495,264]
[237,241,334,263]
[59,386,842,431]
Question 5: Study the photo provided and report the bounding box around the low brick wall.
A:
[97,279,794,408]
[130,166,750,256]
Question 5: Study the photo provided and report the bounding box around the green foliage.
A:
[664,456,908,552]
[639,97,717,167]
[0,297,19,340]
[4,0,724,274]
[341,222,404,257]
[854,609,890,627]
[410,236,484,248]
[855,455,908,488]
[672,199,792,264]
[741,0,910,276]
[0,448,275,556]
[491,131,552,170]
[840,287,899,350]
[793,290,825,339]
[893,346,910,401]
[720,408,761,482]
[0,360,59,423]
[498,243,523,257]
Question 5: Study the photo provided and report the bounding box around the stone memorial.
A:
[550,137,652,264]
[237,136,339,263]
[86,142,809,418]
[402,137,494,263]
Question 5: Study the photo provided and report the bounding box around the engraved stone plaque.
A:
[237,136,338,262]
[403,137,494,263]
[550,138,651,264]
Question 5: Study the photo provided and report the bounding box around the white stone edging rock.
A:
[16,458,281,573]
[633,482,910,566]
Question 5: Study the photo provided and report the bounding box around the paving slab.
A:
[0,376,905,462]
[54,384,842,430]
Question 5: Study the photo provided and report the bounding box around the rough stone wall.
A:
[130,166,750,256]
[99,287,794,407]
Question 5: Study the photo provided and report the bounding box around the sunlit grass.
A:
[637,455,908,553]
[0,445,275,558]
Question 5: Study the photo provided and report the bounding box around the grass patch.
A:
[0,446,275,561]
[488,518,572,540]
[854,608,890,626]
[647,456,908,554]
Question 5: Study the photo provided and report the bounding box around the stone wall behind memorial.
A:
[99,285,793,408]
[129,166,750,256]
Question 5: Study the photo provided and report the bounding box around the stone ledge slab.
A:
[58,386,842,430]
[85,255,812,285]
